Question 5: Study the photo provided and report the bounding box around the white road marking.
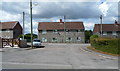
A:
[80,47,117,60]
[1,62,70,66]
[1,62,72,69]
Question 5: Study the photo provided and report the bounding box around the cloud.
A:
[1,2,29,15]
[0,2,118,34]
[107,2,118,17]
[99,2,110,16]
[84,22,95,30]
[0,10,22,22]
[2,0,119,2]
[33,22,39,34]
[32,2,102,19]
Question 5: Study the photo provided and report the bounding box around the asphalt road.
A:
[1,43,118,69]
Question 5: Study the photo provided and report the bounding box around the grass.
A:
[88,46,119,56]
[90,35,120,55]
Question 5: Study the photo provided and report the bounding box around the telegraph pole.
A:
[100,15,102,37]
[30,0,33,48]
[64,16,66,43]
[22,12,25,40]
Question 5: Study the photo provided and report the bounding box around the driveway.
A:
[1,43,118,69]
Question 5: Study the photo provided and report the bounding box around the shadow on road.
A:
[27,45,45,48]
[35,46,45,48]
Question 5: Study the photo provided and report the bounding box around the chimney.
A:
[115,20,118,25]
[60,19,63,24]
[60,19,62,23]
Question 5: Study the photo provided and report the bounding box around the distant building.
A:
[38,19,85,43]
[93,20,120,38]
[0,21,22,39]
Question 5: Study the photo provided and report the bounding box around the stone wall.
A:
[38,31,85,43]
[0,37,2,48]
[1,30,13,38]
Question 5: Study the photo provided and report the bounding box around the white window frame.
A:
[0,30,1,33]
[42,38,47,42]
[53,30,58,33]
[52,37,58,42]
[5,29,10,33]
[42,30,47,34]
[78,30,81,33]
[103,31,107,35]
[66,37,72,41]
[112,31,116,35]
[66,30,69,33]
[77,37,81,41]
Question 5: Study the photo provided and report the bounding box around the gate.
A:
[1,38,20,48]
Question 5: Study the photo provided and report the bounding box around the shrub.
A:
[18,33,37,42]
[90,35,98,46]
[90,35,98,39]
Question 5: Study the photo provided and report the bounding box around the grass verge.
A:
[87,46,119,56]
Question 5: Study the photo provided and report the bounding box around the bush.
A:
[90,35,98,46]
[90,36,120,54]
[85,30,93,43]
[90,35,98,39]
[18,33,37,42]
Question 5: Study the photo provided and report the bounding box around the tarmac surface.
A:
[1,43,118,69]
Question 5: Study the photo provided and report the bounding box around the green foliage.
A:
[85,30,93,43]
[90,36,120,54]
[90,35,98,39]
[18,33,37,42]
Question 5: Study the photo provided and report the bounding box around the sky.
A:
[0,0,119,34]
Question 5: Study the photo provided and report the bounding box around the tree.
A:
[18,33,37,42]
[85,30,93,43]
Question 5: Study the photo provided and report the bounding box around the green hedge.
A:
[90,35,120,54]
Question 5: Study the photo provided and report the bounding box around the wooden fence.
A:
[0,38,20,48]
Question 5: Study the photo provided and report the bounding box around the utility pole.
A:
[22,12,25,40]
[30,0,33,48]
[100,15,102,37]
[64,15,66,43]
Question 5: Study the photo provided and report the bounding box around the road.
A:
[1,43,118,69]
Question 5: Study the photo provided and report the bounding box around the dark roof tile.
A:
[0,21,19,30]
[93,24,120,33]
[38,22,84,30]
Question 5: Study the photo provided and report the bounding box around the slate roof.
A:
[93,24,120,33]
[38,22,84,30]
[0,21,19,30]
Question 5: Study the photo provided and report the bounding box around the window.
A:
[5,36,10,39]
[0,30,1,33]
[107,31,112,34]
[53,30,58,33]
[103,32,107,35]
[66,37,72,41]
[5,29,10,32]
[66,30,69,33]
[42,38,47,42]
[112,31,116,35]
[77,37,81,41]
[77,30,81,33]
[52,37,57,42]
[42,30,47,34]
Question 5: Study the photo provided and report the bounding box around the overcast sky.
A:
[0,0,119,34]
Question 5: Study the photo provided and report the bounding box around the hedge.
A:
[90,35,120,54]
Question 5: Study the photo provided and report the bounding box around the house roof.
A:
[93,24,120,33]
[38,22,84,30]
[0,21,19,30]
